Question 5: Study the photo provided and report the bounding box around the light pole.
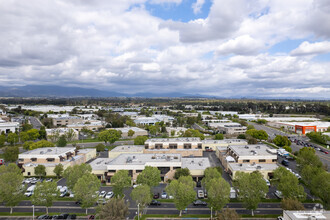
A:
[210,207,213,220]
[137,203,140,220]
[32,205,35,219]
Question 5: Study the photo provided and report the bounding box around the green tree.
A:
[237,134,246,139]
[27,129,40,141]
[95,143,106,152]
[63,164,92,190]
[19,131,30,142]
[148,125,158,136]
[98,129,122,144]
[166,176,196,216]
[207,177,231,215]
[73,173,101,214]
[273,135,291,147]
[283,146,292,153]
[39,126,47,140]
[47,130,60,143]
[136,166,161,187]
[54,164,64,179]
[111,170,131,197]
[65,129,76,142]
[35,165,46,178]
[216,207,240,220]
[182,129,205,140]
[233,171,268,216]
[134,136,148,145]
[174,168,191,179]
[3,146,19,162]
[56,135,67,147]
[97,197,129,220]
[296,147,322,171]
[214,133,224,140]
[256,119,267,124]
[0,163,24,214]
[127,129,135,137]
[273,167,306,201]
[281,198,305,210]
[0,134,5,147]
[202,167,222,191]
[7,133,18,145]
[247,125,255,130]
[171,130,176,137]
[31,182,59,214]
[131,185,152,216]
[22,123,33,132]
[310,171,330,209]
[30,140,55,150]
[23,141,34,150]
[246,129,268,141]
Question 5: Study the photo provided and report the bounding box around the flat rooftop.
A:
[77,148,96,154]
[108,153,182,166]
[113,127,147,132]
[90,158,114,171]
[278,121,330,128]
[203,139,248,144]
[284,210,330,219]
[182,157,211,170]
[111,145,145,152]
[20,147,75,157]
[229,145,276,157]
[145,137,201,143]
[229,162,278,171]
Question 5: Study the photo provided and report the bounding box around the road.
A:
[28,117,43,129]
[0,201,317,219]
[249,122,330,169]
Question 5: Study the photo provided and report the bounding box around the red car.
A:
[324,151,328,154]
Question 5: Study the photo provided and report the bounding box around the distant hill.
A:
[0,85,212,98]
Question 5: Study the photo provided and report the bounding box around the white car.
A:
[161,192,167,199]
[99,191,106,198]
[197,190,204,199]
[264,178,270,187]
[105,191,114,199]
[274,190,283,199]
[60,186,68,197]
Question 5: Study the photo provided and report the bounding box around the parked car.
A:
[161,191,167,199]
[37,214,49,219]
[97,198,106,205]
[87,215,95,220]
[193,200,207,206]
[274,190,283,199]
[99,191,106,198]
[105,191,114,199]
[149,200,161,206]
[324,151,328,154]
[197,190,204,199]
[45,178,53,182]
[153,193,160,199]
[66,214,76,219]
[264,178,270,187]
[25,185,36,197]
[281,159,289,166]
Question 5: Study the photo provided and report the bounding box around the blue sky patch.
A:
[268,39,306,54]
[145,0,212,22]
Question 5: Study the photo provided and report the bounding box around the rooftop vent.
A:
[239,164,243,166]
[244,145,249,149]
[256,146,261,149]
[257,166,262,169]
[40,151,44,154]
[47,149,52,152]
[126,157,132,163]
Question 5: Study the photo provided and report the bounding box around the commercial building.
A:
[282,210,330,220]
[108,145,144,158]
[166,127,187,137]
[267,121,330,134]
[52,116,83,127]
[134,115,175,126]
[91,153,211,184]
[209,122,247,134]
[202,139,248,151]
[67,120,104,131]
[0,122,20,134]
[144,137,203,156]
[113,127,148,138]
[18,147,96,176]
[218,144,278,179]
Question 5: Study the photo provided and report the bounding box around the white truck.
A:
[24,185,36,197]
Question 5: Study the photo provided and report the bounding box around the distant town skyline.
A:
[0,0,329,98]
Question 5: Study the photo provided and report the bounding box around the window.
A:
[145,145,149,149]
[272,159,277,162]
[259,159,266,163]
[108,170,116,173]
[136,170,143,173]
[197,144,202,149]
[28,172,31,176]
[46,158,55,162]
[31,158,37,162]
[242,160,250,163]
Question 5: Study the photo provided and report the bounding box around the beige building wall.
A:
[23,163,71,177]
[143,149,203,157]
[230,168,274,180]
[77,149,97,162]
[52,118,83,127]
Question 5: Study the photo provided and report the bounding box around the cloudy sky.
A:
[1,0,330,98]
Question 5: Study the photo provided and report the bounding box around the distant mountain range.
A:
[0,85,211,98]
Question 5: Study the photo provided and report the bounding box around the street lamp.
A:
[210,207,213,220]
[32,205,35,219]
[137,203,140,220]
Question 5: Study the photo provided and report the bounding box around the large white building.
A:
[0,122,20,134]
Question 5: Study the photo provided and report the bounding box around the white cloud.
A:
[290,41,330,56]
[192,0,205,14]
[216,35,263,55]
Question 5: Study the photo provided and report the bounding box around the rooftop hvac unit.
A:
[40,151,44,154]
[47,149,52,152]
[257,166,262,169]
[244,145,249,149]
[126,157,132,163]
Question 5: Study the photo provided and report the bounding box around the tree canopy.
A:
[174,168,191,179]
[97,197,129,220]
[98,129,122,144]
[63,164,92,190]
[136,166,161,187]
[134,136,148,145]
[111,170,131,197]
[31,182,59,214]
[273,135,291,147]
[246,129,268,141]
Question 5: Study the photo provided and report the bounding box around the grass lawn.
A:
[135,214,210,220]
